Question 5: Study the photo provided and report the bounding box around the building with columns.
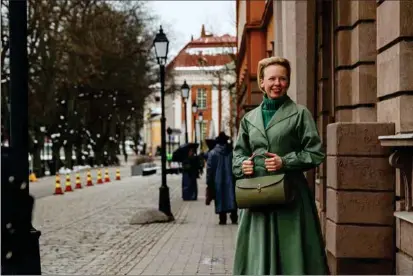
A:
[166,26,237,151]
[236,0,413,274]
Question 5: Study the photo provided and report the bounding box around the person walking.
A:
[232,56,328,275]
[181,147,198,201]
[206,132,238,225]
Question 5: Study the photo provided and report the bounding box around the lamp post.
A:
[181,80,190,144]
[166,127,172,167]
[2,0,42,274]
[153,26,173,220]
[192,102,198,144]
[198,111,204,152]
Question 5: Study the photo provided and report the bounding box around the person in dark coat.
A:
[181,147,198,200]
[206,132,238,225]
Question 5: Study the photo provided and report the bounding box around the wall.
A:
[376,1,413,274]
[269,0,413,274]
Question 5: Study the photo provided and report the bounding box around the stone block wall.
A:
[376,1,413,126]
[376,1,413,273]
[326,122,395,274]
[334,0,377,123]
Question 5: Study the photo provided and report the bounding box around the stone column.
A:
[273,0,283,57]
[326,122,395,274]
[280,0,315,111]
[334,0,377,122]
[279,0,317,193]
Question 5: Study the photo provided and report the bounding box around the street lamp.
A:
[153,26,173,220]
[181,80,190,144]
[198,111,204,151]
[192,102,198,144]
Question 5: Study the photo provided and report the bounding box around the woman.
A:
[181,148,198,200]
[232,57,328,275]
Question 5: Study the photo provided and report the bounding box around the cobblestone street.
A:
[32,173,237,275]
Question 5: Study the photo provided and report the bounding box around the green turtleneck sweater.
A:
[261,94,288,128]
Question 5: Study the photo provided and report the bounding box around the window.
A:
[197,88,207,109]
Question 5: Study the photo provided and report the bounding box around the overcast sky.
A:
[147,1,236,59]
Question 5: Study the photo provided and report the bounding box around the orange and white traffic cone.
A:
[115,169,121,181]
[97,169,103,184]
[64,174,73,192]
[104,169,110,183]
[75,173,82,189]
[54,174,64,195]
[86,170,93,187]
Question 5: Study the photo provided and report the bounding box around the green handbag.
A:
[235,154,295,209]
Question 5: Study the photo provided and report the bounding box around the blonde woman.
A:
[232,57,328,275]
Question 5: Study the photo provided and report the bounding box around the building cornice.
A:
[236,0,272,77]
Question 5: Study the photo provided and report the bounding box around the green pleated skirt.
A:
[232,177,329,275]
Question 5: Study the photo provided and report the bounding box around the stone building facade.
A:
[166,26,237,150]
[235,0,413,274]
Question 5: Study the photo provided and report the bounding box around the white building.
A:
[165,25,237,150]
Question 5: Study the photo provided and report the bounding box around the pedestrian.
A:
[181,147,198,201]
[206,132,238,225]
[232,56,328,275]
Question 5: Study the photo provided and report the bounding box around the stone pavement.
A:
[128,198,237,275]
[32,172,238,275]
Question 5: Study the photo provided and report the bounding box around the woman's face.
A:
[260,64,289,99]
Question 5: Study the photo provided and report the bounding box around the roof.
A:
[167,25,236,71]
[190,34,236,45]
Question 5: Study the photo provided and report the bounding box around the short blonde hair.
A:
[257,57,291,93]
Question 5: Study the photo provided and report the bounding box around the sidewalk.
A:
[128,199,237,275]
[33,173,237,275]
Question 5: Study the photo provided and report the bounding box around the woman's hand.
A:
[242,159,254,175]
[264,152,283,172]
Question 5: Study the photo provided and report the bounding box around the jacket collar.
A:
[244,96,298,137]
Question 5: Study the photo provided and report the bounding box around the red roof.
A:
[168,31,236,70]
[191,34,236,45]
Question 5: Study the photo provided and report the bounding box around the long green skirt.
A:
[233,178,329,275]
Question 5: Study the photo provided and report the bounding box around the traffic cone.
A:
[64,174,73,192]
[54,174,64,195]
[104,169,110,183]
[86,170,93,186]
[29,172,37,182]
[75,173,82,189]
[115,169,121,181]
[97,169,103,184]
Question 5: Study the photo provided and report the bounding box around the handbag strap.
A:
[248,153,267,161]
[244,153,272,178]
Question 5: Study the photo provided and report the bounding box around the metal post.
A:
[199,123,203,152]
[9,0,28,192]
[194,115,198,144]
[2,0,42,274]
[158,64,173,219]
[184,99,188,144]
